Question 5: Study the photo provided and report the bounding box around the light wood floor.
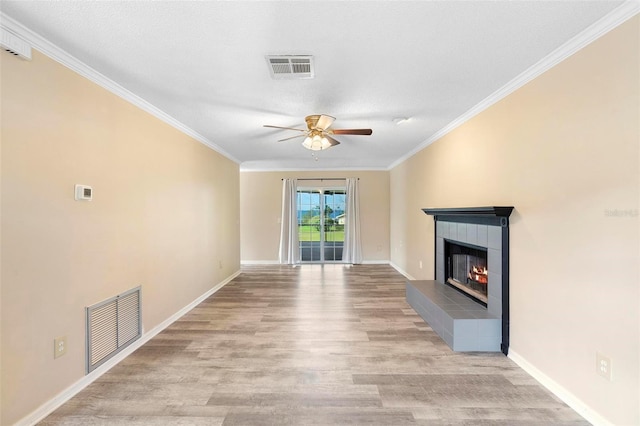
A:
[42,264,588,425]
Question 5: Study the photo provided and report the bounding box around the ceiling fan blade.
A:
[278,134,306,142]
[315,114,336,131]
[324,135,341,147]
[331,129,373,135]
[263,124,307,132]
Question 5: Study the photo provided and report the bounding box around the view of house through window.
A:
[297,188,346,262]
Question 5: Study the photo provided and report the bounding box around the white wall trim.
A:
[239,166,389,172]
[15,270,241,426]
[389,261,415,281]
[508,350,613,426]
[0,13,240,165]
[241,260,391,265]
[240,260,280,265]
[387,0,640,171]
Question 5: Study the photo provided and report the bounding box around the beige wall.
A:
[240,171,389,263]
[1,50,240,424]
[390,17,639,425]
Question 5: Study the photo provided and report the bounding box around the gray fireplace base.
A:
[407,280,501,352]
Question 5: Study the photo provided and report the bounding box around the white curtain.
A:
[343,177,363,264]
[279,179,299,265]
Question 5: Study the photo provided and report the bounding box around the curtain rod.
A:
[281,178,358,181]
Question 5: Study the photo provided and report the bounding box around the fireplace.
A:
[445,241,488,305]
[406,206,513,354]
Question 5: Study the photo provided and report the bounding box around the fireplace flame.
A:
[468,265,488,284]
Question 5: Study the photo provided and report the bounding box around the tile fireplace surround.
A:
[406,207,513,354]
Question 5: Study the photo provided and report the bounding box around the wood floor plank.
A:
[40,264,588,425]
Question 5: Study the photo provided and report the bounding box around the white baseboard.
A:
[389,261,416,280]
[241,260,280,265]
[241,260,391,265]
[16,270,241,426]
[508,350,612,426]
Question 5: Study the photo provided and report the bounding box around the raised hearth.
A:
[408,206,513,354]
[407,280,501,351]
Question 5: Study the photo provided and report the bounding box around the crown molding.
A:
[239,166,389,172]
[3,1,637,173]
[387,0,640,171]
[0,12,241,164]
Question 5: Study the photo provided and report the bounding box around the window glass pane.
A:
[297,188,344,262]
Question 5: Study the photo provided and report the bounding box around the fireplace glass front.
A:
[444,240,488,306]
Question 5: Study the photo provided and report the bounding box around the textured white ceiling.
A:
[0,1,629,170]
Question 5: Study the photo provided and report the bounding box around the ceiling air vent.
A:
[266,55,314,79]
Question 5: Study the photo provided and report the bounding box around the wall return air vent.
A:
[266,55,314,79]
[86,286,141,373]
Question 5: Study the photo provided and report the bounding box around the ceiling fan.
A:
[264,114,373,151]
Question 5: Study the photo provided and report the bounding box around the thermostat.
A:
[75,184,92,201]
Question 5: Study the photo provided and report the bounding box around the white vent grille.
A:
[86,286,141,373]
[1,28,32,60]
[266,55,314,79]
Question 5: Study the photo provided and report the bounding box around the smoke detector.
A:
[1,28,31,60]
[266,55,314,79]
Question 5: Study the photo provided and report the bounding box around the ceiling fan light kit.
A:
[302,133,332,151]
[264,114,372,152]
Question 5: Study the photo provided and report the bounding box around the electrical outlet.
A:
[218,260,223,269]
[54,336,67,359]
[596,352,612,381]
[419,260,423,269]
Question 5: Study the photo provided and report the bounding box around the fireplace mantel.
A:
[423,206,513,217]
[423,206,514,227]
